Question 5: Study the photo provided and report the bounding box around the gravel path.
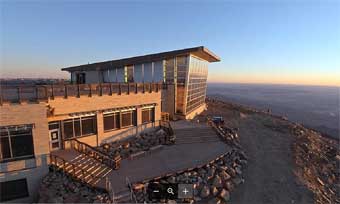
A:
[203,101,314,204]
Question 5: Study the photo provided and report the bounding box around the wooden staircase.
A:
[50,153,112,186]
[175,127,221,144]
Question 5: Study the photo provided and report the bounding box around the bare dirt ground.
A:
[197,99,315,204]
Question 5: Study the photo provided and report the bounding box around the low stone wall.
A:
[37,169,110,203]
[132,148,247,204]
[97,127,174,160]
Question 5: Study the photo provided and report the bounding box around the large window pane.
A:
[63,120,74,139]
[0,137,11,159]
[74,119,81,137]
[142,108,154,123]
[0,126,34,162]
[81,117,96,135]
[0,179,29,201]
[121,112,132,127]
[11,135,34,158]
[104,114,114,131]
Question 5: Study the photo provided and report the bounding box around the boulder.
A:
[167,176,177,184]
[208,197,222,204]
[211,186,219,196]
[212,175,223,188]
[235,166,242,175]
[167,200,177,204]
[219,189,230,202]
[219,170,231,181]
[224,181,234,191]
[207,167,216,180]
[199,185,210,198]
[232,177,243,185]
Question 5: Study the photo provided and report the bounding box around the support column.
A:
[136,106,142,127]
[96,112,104,146]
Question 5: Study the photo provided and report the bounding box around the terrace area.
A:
[50,120,229,193]
[0,82,162,105]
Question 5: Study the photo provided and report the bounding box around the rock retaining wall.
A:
[37,168,111,203]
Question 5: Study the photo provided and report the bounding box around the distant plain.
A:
[207,83,339,139]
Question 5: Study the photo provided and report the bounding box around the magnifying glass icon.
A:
[167,187,174,195]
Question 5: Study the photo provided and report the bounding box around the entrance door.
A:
[49,129,61,151]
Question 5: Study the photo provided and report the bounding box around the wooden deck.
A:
[52,121,231,194]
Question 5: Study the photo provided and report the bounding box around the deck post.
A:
[17,87,21,104]
[64,85,68,98]
[99,83,103,96]
[88,84,92,97]
[118,83,121,95]
[127,83,130,95]
[109,83,113,95]
[77,84,80,98]
[143,83,145,93]
[149,83,152,93]
[51,84,54,99]
[35,86,39,102]
[0,86,3,105]
[44,86,48,100]
[135,83,138,94]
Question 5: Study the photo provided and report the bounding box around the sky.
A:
[1,0,340,86]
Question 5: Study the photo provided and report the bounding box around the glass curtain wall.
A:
[176,55,189,114]
[186,55,208,114]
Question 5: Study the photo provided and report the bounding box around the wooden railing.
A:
[126,177,138,203]
[50,154,115,203]
[70,139,121,170]
[0,82,162,105]
[160,120,174,137]
[49,154,98,183]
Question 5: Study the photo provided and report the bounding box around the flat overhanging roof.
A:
[61,46,220,72]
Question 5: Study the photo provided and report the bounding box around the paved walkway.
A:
[53,121,230,192]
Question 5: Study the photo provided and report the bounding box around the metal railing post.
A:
[135,83,138,94]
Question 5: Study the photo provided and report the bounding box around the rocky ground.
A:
[292,124,339,204]
[202,98,339,204]
[38,168,111,203]
[97,127,174,159]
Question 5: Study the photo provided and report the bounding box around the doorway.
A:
[48,122,61,151]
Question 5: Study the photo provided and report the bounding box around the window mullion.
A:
[80,117,83,136]
[8,130,13,158]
